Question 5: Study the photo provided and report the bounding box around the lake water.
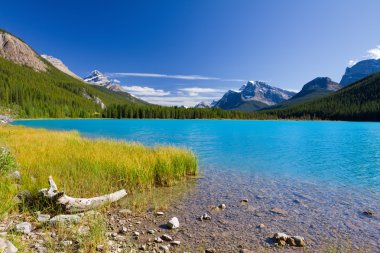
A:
[13,119,380,250]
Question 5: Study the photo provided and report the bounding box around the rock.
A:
[200,213,212,221]
[50,214,80,225]
[96,244,104,251]
[154,237,163,243]
[119,227,128,234]
[147,229,155,234]
[161,234,173,241]
[0,238,18,253]
[205,248,216,253]
[241,199,249,203]
[132,231,140,237]
[159,245,170,252]
[218,204,226,210]
[257,224,265,229]
[167,217,179,229]
[273,233,305,247]
[239,249,253,253]
[155,211,164,216]
[171,240,180,246]
[61,240,73,247]
[292,236,306,247]
[77,225,90,236]
[139,244,147,250]
[37,214,51,223]
[119,209,132,215]
[15,222,32,234]
[363,210,375,216]
[9,171,21,180]
[270,208,288,215]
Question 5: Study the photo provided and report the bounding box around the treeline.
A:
[257,73,380,121]
[102,104,256,119]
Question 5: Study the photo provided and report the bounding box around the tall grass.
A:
[0,125,197,216]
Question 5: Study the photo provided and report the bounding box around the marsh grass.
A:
[0,125,197,216]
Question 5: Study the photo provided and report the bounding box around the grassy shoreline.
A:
[0,124,198,217]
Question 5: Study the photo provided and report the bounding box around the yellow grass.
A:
[0,125,197,216]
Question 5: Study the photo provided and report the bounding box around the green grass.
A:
[0,125,197,217]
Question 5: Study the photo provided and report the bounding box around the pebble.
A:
[167,217,179,229]
[132,231,140,237]
[241,199,249,203]
[147,229,155,234]
[161,234,173,241]
[200,213,212,221]
[171,240,180,246]
[205,248,216,253]
[15,222,32,234]
[363,210,375,216]
[119,227,128,234]
[273,232,305,247]
[218,204,226,210]
[61,240,73,247]
[154,237,163,243]
[9,171,21,180]
[77,225,90,235]
[96,244,104,251]
[155,211,164,216]
[257,223,265,229]
[159,245,170,252]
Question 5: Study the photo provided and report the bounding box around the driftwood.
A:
[39,176,127,213]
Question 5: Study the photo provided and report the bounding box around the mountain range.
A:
[0,28,380,121]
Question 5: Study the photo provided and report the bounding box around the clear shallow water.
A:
[13,119,380,250]
[13,119,380,192]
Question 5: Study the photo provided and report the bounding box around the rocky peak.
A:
[41,55,81,79]
[340,59,380,86]
[83,70,124,92]
[301,77,341,92]
[0,31,47,71]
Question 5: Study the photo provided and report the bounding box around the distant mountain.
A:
[267,77,341,109]
[41,55,81,79]
[194,101,210,108]
[340,59,380,86]
[260,73,380,121]
[214,81,296,111]
[0,29,147,118]
[84,70,124,92]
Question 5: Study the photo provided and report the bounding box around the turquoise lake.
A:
[12,119,380,249]
[14,119,380,192]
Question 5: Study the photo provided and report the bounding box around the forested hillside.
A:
[0,57,146,118]
[257,73,380,121]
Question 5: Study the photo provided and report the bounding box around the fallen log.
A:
[39,176,127,213]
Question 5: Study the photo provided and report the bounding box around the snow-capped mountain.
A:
[213,81,295,111]
[194,100,218,108]
[84,70,124,92]
[41,55,81,79]
[340,59,380,86]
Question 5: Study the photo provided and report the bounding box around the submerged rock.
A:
[363,210,376,216]
[167,217,179,229]
[273,233,305,247]
[0,238,18,253]
[270,207,288,215]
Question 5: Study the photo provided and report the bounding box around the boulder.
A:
[0,238,18,253]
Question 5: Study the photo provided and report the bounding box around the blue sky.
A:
[2,0,380,106]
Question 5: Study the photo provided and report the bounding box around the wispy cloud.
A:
[107,72,244,82]
[122,86,170,96]
[141,95,221,107]
[178,87,225,97]
[367,45,380,59]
